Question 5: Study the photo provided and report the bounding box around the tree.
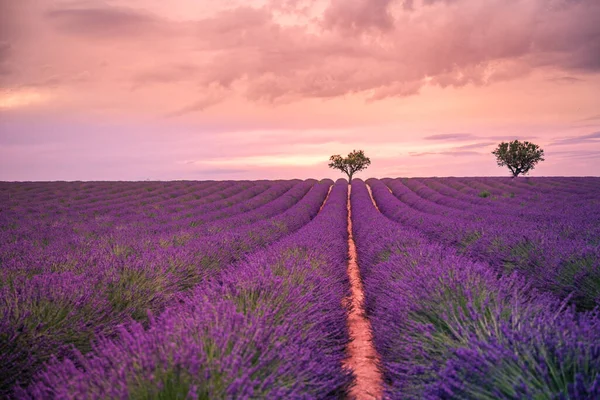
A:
[329,150,371,182]
[492,140,545,177]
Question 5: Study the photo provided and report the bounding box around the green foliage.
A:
[127,371,194,400]
[555,255,600,310]
[459,230,483,249]
[492,140,545,177]
[478,190,491,198]
[328,150,371,182]
[225,286,295,323]
[0,276,110,392]
[107,268,172,322]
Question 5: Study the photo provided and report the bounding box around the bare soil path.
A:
[319,185,333,213]
[365,184,380,212]
[343,186,384,399]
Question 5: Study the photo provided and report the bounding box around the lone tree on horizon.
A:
[329,150,371,182]
[492,140,545,177]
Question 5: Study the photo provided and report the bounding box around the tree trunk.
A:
[347,172,353,183]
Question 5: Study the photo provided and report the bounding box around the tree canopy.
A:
[328,150,371,182]
[492,140,545,177]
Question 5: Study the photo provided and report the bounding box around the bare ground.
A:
[343,186,383,400]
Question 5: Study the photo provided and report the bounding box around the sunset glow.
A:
[0,89,48,110]
[1,0,599,180]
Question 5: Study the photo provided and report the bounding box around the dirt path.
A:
[319,185,333,213]
[365,184,380,212]
[343,186,384,399]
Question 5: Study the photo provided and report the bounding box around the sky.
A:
[1,0,599,181]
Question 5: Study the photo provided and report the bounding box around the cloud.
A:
[548,150,600,159]
[455,142,496,150]
[0,88,50,110]
[194,168,249,175]
[0,42,9,62]
[424,133,534,142]
[424,133,476,141]
[130,64,200,89]
[45,6,169,38]
[579,114,600,122]
[190,153,329,168]
[164,86,230,117]
[548,76,585,84]
[322,0,395,34]
[409,140,497,157]
[410,150,481,157]
[409,151,437,157]
[0,41,10,77]
[3,0,600,117]
[551,131,600,145]
[440,150,481,156]
[43,0,599,107]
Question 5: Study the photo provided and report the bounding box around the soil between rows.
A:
[343,186,383,400]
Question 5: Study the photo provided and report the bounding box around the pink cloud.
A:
[322,0,395,33]
[45,7,162,38]
[4,1,598,116]
[1,0,600,179]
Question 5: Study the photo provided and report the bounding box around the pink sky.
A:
[1,0,599,180]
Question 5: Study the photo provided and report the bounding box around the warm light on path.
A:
[319,185,333,213]
[365,184,381,212]
[343,185,384,399]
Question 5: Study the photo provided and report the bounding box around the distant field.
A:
[1,177,599,399]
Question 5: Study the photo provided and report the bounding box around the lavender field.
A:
[1,177,599,399]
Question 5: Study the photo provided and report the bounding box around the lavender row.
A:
[0,180,234,241]
[16,179,352,399]
[410,177,598,215]
[369,178,600,309]
[0,179,331,393]
[384,178,600,240]
[2,181,222,214]
[152,181,277,224]
[5,180,238,221]
[153,180,299,234]
[454,177,600,210]
[2,180,265,238]
[31,180,276,237]
[351,179,600,399]
[382,178,598,239]
[0,181,302,280]
[143,180,314,245]
[476,176,600,195]
[412,177,570,212]
[446,176,600,197]
[415,177,600,218]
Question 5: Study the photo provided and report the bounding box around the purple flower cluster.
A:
[1,179,333,394]
[351,179,600,399]
[369,177,600,309]
[15,179,352,399]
